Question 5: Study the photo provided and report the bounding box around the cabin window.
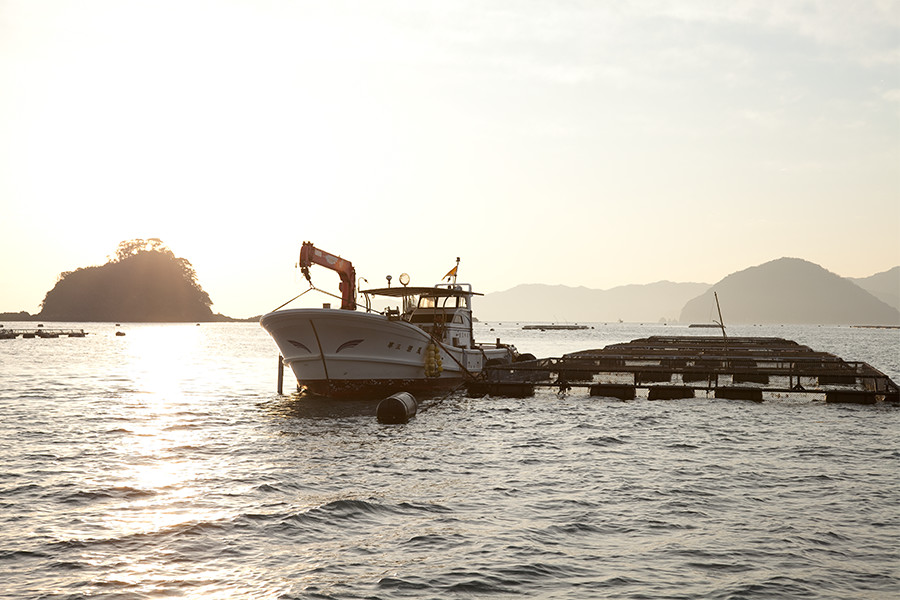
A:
[418,296,438,309]
[402,295,418,314]
[418,295,463,309]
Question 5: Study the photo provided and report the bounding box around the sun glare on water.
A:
[124,325,201,401]
[83,326,234,541]
[42,324,281,597]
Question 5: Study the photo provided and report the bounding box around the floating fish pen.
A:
[471,336,899,404]
[0,328,87,339]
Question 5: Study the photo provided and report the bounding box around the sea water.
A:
[0,321,898,599]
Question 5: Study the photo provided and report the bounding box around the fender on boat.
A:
[376,392,418,424]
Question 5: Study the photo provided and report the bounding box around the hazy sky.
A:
[2,0,898,318]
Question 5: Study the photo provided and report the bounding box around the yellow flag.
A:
[443,265,458,280]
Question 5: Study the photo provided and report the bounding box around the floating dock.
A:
[0,328,86,339]
[471,336,899,404]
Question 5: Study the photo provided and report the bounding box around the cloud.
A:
[643,0,898,45]
[883,89,900,104]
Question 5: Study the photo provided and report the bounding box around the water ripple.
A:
[1,323,898,600]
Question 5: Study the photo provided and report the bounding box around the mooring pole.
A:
[277,355,284,395]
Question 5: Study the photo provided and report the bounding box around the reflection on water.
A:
[123,324,202,400]
[263,393,379,420]
[60,325,241,592]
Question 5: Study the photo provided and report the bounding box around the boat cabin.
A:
[360,283,480,349]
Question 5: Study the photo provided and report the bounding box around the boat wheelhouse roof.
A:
[359,285,482,298]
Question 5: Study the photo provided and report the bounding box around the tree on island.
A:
[38,239,216,322]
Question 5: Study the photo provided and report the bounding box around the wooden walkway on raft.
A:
[0,328,86,339]
[470,336,900,404]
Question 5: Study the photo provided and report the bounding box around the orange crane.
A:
[298,241,357,310]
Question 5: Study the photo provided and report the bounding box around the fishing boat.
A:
[260,242,526,399]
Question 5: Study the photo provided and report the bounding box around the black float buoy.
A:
[376,392,417,424]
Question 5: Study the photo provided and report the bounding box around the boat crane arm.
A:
[299,241,357,310]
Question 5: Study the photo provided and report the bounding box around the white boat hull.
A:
[260,308,512,399]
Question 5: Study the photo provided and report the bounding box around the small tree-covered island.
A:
[33,239,233,322]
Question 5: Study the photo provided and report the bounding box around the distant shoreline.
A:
[0,311,259,323]
[3,311,896,328]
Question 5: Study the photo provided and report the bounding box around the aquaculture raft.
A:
[472,336,899,404]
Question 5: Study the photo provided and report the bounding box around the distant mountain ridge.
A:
[476,281,711,323]
[850,267,900,312]
[477,259,899,325]
[680,258,899,325]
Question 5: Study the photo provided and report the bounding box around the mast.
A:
[714,292,726,339]
[714,291,729,363]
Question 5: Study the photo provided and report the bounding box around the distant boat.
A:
[522,324,589,331]
[260,243,526,399]
[691,293,729,332]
